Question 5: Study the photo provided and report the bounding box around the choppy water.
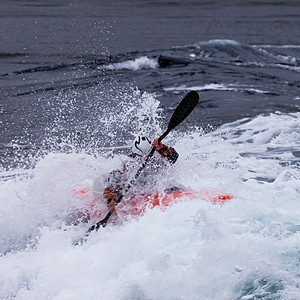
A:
[0,1,300,299]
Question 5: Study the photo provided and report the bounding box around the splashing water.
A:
[0,89,299,299]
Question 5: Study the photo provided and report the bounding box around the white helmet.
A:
[132,136,151,156]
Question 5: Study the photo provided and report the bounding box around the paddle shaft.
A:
[88,130,170,230]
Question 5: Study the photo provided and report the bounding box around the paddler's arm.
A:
[152,138,179,164]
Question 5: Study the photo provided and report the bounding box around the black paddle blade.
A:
[168,90,199,132]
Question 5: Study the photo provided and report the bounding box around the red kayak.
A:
[72,187,233,222]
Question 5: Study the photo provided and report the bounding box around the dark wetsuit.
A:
[103,144,179,204]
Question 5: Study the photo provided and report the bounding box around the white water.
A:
[104,56,158,71]
[0,96,299,299]
[164,83,270,95]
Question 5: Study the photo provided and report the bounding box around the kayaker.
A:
[101,136,179,214]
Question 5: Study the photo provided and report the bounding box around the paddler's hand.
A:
[107,199,116,213]
[104,186,118,213]
[152,138,163,151]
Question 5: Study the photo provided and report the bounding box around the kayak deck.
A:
[72,187,233,221]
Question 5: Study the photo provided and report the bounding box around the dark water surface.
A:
[1,0,300,70]
[1,0,300,170]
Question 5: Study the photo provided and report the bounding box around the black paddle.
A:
[82,90,199,237]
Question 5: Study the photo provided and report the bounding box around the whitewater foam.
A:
[0,106,299,299]
[104,56,158,71]
[164,83,270,95]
